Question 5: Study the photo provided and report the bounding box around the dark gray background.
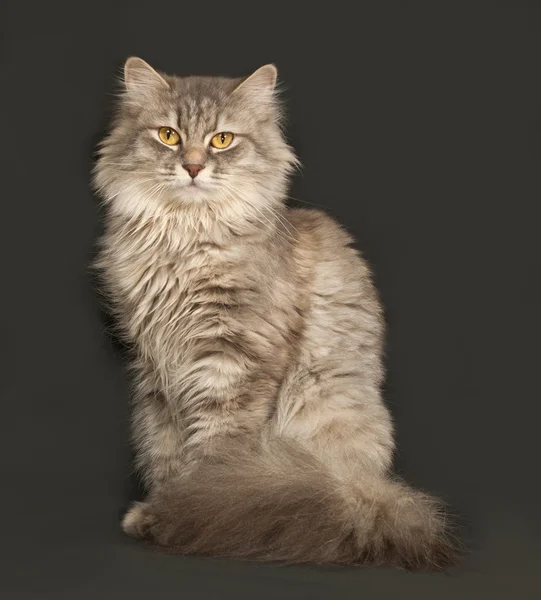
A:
[4,1,541,598]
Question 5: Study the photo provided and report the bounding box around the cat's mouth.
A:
[172,177,215,201]
[175,177,208,189]
[183,180,209,192]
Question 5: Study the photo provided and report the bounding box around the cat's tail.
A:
[122,438,458,569]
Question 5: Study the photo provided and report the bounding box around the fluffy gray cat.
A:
[93,57,457,569]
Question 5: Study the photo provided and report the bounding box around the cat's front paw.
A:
[121,501,155,539]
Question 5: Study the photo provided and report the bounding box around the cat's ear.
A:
[233,64,278,105]
[123,57,170,95]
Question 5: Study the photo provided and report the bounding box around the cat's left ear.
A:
[233,64,278,105]
[123,57,170,96]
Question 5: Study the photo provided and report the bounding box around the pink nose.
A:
[183,163,204,179]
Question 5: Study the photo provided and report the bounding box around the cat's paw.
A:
[121,501,155,539]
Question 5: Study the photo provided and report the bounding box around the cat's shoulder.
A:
[287,207,355,249]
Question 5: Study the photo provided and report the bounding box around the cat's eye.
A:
[158,127,180,146]
[211,132,234,149]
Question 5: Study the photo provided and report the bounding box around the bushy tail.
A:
[122,439,458,569]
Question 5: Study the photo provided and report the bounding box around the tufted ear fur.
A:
[123,57,170,97]
[233,64,278,106]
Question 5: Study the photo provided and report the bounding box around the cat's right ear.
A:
[233,64,278,106]
[123,57,170,95]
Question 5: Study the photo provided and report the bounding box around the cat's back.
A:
[286,206,383,357]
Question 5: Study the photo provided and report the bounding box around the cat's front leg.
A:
[131,387,188,492]
[122,385,267,539]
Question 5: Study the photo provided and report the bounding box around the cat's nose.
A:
[183,163,204,179]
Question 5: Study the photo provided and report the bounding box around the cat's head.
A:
[95,58,297,220]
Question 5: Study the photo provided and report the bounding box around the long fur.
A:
[94,58,459,569]
[123,437,456,568]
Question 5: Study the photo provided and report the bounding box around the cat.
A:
[93,57,457,568]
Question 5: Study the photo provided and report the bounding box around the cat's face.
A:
[96,58,296,218]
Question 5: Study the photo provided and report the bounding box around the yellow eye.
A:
[158,127,180,145]
[211,132,234,149]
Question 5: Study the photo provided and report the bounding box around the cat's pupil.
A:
[221,133,225,143]
[166,130,171,139]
